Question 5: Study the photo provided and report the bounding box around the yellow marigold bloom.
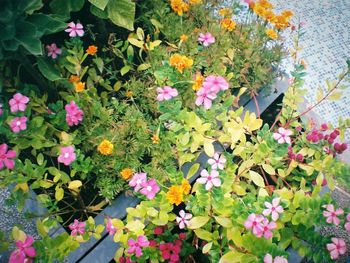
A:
[169,54,193,73]
[262,10,276,22]
[170,0,189,16]
[86,45,98,55]
[181,179,191,195]
[152,135,160,144]
[253,5,265,17]
[221,18,236,31]
[98,139,114,155]
[193,27,201,33]
[74,82,85,92]
[192,72,204,91]
[272,15,290,30]
[281,10,293,19]
[69,75,80,83]
[257,0,273,9]
[219,8,231,17]
[126,91,133,97]
[189,0,201,4]
[120,168,133,180]
[266,28,278,39]
[180,34,188,42]
[166,185,183,205]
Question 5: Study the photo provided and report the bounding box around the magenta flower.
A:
[65,22,84,37]
[106,219,117,235]
[58,146,76,166]
[0,143,16,170]
[139,179,160,199]
[198,32,215,47]
[156,86,178,101]
[195,88,217,110]
[65,101,84,126]
[244,213,264,237]
[127,235,150,257]
[202,75,229,93]
[263,254,288,263]
[345,214,350,232]
[196,169,221,190]
[9,235,36,263]
[69,219,86,236]
[261,218,277,239]
[9,93,29,113]
[10,116,27,133]
[176,210,192,229]
[327,238,347,260]
[263,198,284,221]
[129,172,147,192]
[46,43,62,59]
[273,127,293,144]
[323,204,344,226]
[0,103,3,116]
[207,152,226,170]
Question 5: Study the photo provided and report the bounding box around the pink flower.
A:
[195,88,217,109]
[261,218,277,239]
[198,32,215,47]
[46,43,62,59]
[273,127,293,144]
[326,238,347,260]
[58,146,76,166]
[9,93,29,112]
[0,103,3,116]
[0,143,16,170]
[263,198,284,221]
[263,254,288,263]
[139,179,160,199]
[156,86,178,101]
[69,219,86,236]
[65,22,84,37]
[202,75,229,93]
[345,214,350,232]
[9,235,36,263]
[176,210,192,229]
[119,257,135,263]
[244,213,264,237]
[106,219,117,235]
[207,152,226,170]
[65,101,84,126]
[323,204,344,226]
[129,172,147,192]
[196,169,221,190]
[10,116,27,133]
[127,235,149,257]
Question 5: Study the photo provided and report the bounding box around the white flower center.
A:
[64,153,69,158]
[147,186,152,191]
[16,121,21,126]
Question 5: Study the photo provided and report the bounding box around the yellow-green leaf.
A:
[187,163,200,179]
[194,229,213,241]
[68,180,82,189]
[262,164,275,175]
[55,187,64,201]
[214,216,232,227]
[249,170,265,187]
[203,242,213,254]
[187,216,210,229]
[219,250,245,263]
[203,140,215,157]
[137,63,151,71]
[12,226,26,242]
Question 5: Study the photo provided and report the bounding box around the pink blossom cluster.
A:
[9,93,29,113]
[207,152,226,170]
[263,253,288,263]
[106,218,117,235]
[65,22,84,37]
[159,239,183,263]
[129,172,160,199]
[127,235,150,257]
[58,146,76,166]
[345,213,350,232]
[322,204,344,226]
[10,116,27,133]
[9,236,36,263]
[195,75,229,109]
[244,213,277,239]
[263,198,284,221]
[196,169,221,190]
[69,219,86,236]
[0,143,16,170]
[46,43,62,59]
[327,238,347,260]
[156,86,178,101]
[176,210,192,229]
[287,146,303,162]
[65,101,84,126]
[273,127,292,144]
[198,32,215,47]
[119,257,134,263]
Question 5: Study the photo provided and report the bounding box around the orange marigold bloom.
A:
[126,91,133,97]
[273,15,290,30]
[166,185,183,205]
[221,18,236,31]
[180,34,188,41]
[169,54,193,73]
[281,10,293,19]
[262,10,276,22]
[266,28,278,39]
[181,179,191,195]
[86,45,98,55]
[69,75,80,83]
[257,0,273,9]
[170,0,189,16]
[98,139,114,155]
[152,135,160,144]
[253,5,265,17]
[74,82,85,92]
[192,72,204,91]
[120,168,133,180]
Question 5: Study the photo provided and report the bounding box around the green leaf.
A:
[219,251,245,263]
[202,242,212,254]
[328,92,342,100]
[37,57,63,81]
[249,171,265,187]
[120,65,131,76]
[186,163,200,179]
[55,187,64,201]
[89,0,109,10]
[262,164,275,175]
[50,0,85,18]
[214,216,232,227]
[203,140,214,157]
[20,0,43,15]
[194,229,213,241]
[106,0,135,30]
[27,14,67,36]
[187,216,210,229]
[137,63,151,71]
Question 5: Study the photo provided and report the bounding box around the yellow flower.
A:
[126,91,133,97]
[181,179,191,195]
[120,168,133,180]
[69,75,80,83]
[257,0,273,9]
[262,10,276,22]
[169,54,193,73]
[86,45,98,55]
[74,82,85,92]
[192,72,204,91]
[166,185,183,205]
[180,34,188,42]
[219,8,231,17]
[266,28,278,40]
[272,15,290,30]
[281,10,293,19]
[152,135,160,144]
[253,5,265,17]
[98,139,114,155]
[170,0,189,16]
[221,18,236,31]
[189,0,201,4]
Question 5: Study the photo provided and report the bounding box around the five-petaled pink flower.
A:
[58,146,76,166]
[10,116,27,133]
[244,213,264,237]
[273,127,293,144]
[326,238,347,260]
[0,103,3,116]
[263,254,288,263]
[129,172,147,192]
[202,75,229,93]
[0,143,16,170]
[69,219,86,236]
[345,213,350,232]
[65,101,84,126]
[106,218,117,235]
[195,88,217,110]
[323,204,344,226]
[127,235,150,257]
[207,152,226,170]
[261,218,277,239]
[46,43,62,59]
[9,235,36,263]
[198,32,216,47]
[156,86,178,101]
[263,198,284,221]
[139,179,160,199]
[65,22,84,37]
[196,169,221,190]
[9,93,29,113]
[176,210,192,229]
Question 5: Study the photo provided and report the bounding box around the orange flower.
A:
[300,59,307,69]
[221,18,236,31]
[166,185,183,205]
[253,5,265,17]
[281,10,293,19]
[170,0,189,16]
[152,135,160,144]
[219,8,231,17]
[86,45,98,55]
[180,34,188,42]
[69,75,80,83]
[120,168,133,180]
[273,15,290,30]
[98,139,114,155]
[257,0,273,9]
[126,91,133,97]
[192,72,204,91]
[181,179,191,195]
[266,28,278,39]
[262,10,276,22]
[74,82,85,92]
[169,54,193,73]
